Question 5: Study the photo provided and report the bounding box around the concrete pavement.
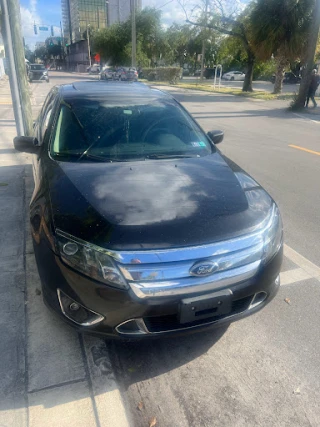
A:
[0,73,130,427]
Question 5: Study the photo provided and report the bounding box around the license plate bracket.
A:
[179,290,232,324]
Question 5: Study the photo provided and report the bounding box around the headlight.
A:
[43,71,47,75]
[262,204,283,263]
[55,230,128,289]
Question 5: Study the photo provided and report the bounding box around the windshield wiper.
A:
[54,152,120,162]
[145,154,200,160]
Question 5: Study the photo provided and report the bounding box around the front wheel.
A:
[46,79,50,83]
[231,77,235,81]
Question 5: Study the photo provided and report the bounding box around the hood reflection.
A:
[93,163,199,225]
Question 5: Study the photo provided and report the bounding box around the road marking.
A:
[284,244,320,278]
[281,244,320,286]
[288,144,320,156]
[280,268,312,286]
[293,112,320,124]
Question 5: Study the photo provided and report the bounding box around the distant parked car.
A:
[88,64,100,74]
[270,72,301,84]
[194,69,201,77]
[114,67,138,81]
[27,64,49,83]
[222,71,245,81]
[204,68,216,79]
[182,69,190,76]
[99,67,114,80]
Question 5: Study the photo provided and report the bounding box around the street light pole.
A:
[131,0,137,68]
[200,0,209,82]
[1,0,33,136]
[87,24,92,67]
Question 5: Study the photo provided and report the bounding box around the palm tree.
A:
[251,0,313,94]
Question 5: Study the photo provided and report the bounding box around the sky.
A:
[20,0,244,49]
[20,0,192,49]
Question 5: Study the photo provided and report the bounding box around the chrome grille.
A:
[109,231,266,299]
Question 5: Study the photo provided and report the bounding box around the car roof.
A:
[59,81,173,103]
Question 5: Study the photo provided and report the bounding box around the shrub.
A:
[141,67,182,83]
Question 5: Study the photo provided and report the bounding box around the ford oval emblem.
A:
[190,261,219,277]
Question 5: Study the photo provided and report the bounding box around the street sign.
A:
[38,26,49,31]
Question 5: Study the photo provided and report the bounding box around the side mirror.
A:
[207,130,224,145]
[13,136,39,154]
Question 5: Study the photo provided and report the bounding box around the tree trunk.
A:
[291,0,320,110]
[242,55,254,92]
[273,54,287,94]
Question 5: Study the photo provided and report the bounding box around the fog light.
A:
[69,302,80,311]
[249,291,268,309]
[57,289,104,326]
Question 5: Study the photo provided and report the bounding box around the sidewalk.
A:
[0,77,130,427]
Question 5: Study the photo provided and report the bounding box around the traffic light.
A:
[51,26,54,36]
[34,24,37,35]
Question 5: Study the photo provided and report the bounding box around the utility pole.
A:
[131,0,137,68]
[1,0,33,136]
[292,0,320,109]
[87,25,92,67]
[60,21,64,70]
[200,0,209,82]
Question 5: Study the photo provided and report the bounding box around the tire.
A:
[46,79,49,83]
[231,77,235,81]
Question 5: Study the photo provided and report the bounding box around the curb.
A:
[24,166,130,427]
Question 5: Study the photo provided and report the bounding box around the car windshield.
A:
[31,65,45,70]
[50,97,213,162]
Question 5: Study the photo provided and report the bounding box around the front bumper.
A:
[34,237,283,339]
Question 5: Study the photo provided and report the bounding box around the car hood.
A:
[48,153,273,250]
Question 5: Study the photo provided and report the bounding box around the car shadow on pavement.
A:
[108,325,229,388]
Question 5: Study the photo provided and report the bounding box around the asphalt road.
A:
[9,72,320,427]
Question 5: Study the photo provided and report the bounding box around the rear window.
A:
[31,65,45,70]
[50,97,213,162]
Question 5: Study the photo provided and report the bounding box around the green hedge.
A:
[141,67,182,84]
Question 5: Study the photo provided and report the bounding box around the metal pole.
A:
[87,25,92,67]
[106,1,109,27]
[131,0,137,68]
[1,0,33,136]
[218,65,222,89]
[200,0,209,82]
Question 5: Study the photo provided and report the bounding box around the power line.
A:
[156,0,175,10]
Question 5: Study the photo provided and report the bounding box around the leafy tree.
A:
[93,23,130,65]
[24,45,35,63]
[47,43,62,58]
[34,46,47,62]
[292,0,320,109]
[179,0,257,91]
[92,7,165,67]
[251,0,313,94]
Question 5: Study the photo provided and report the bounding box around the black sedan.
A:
[14,82,283,338]
[27,64,49,83]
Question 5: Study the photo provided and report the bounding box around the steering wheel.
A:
[142,117,176,142]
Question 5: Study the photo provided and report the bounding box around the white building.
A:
[108,0,142,25]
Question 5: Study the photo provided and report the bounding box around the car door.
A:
[234,72,241,81]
